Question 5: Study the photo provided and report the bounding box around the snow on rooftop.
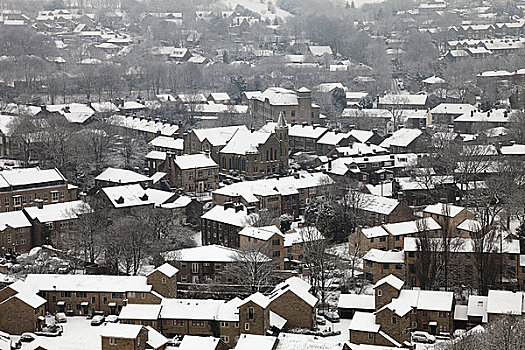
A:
[357,193,401,215]
[201,204,256,227]
[0,167,65,188]
[269,311,287,330]
[373,274,404,290]
[192,125,248,146]
[149,263,179,278]
[454,305,468,321]
[417,290,454,312]
[0,211,31,231]
[24,274,152,293]
[380,128,422,148]
[454,109,510,123]
[101,185,174,208]
[383,217,441,236]
[145,326,168,349]
[487,290,523,315]
[467,295,488,322]
[173,153,218,169]
[317,131,351,146]
[238,225,283,241]
[349,311,380,332]
[220,129,272,155]
[163,244,269,263]
[95,167,150,184]
[178,335,220,350]
[118,304,162,320]
[338,294,375,310]
[257,87,299,106]
[284,226,324,247]
[149,136,184,151]
[363,249,404,264]
[23,200,87,222]
[100,323,143,339]
[160,298,237,321]
[288,124,328,139]
[423,202,465,217]
[457,219,482,232]
[379,94,427,106]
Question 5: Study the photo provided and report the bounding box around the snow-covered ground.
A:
[18,317,105,350]
[221,0,293,20]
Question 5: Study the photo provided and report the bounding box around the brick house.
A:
[0,211,32,255]
[163,245,269,284]
[0,291,46,335]
[356,193,414,226]
[118,304,162,330]
[147,263,178,299]
[423,203,475,235]
[200,203,257,247]
[22,272,176,316]
[238,225,285,266]
[248,87,320,125]
[220,121,289,180]
[184,125,249,163]
[95,167,153,189]
[363,249,405,283]
[379,128,430,154]
[168,153,219,194]
[100,323,148,350]
[283,226,325,264]
[212,172,333,219]
[23,200,87,248]
[0,167,77,213]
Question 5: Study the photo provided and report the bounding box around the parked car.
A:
[324,311,340,323]
[20,333,37,343]
[316,316,326,326]
[105,315,118,323]
[55,313,67,323]
[90,315,105,326]
[412,331,436,343]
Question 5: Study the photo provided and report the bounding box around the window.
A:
[7,234,11,243]
[395,236,400,241]
[245,323,250,331]
[382,263,390,269]
[45,222,53,230]
[235,322,239,328]
[273,251,281,258]
[173,320,184,326]
[192,320,204,327]
[13,196,21,207]
[221,336,230,343]
[76,292,87,298]
[181,263,187,270]
[272,239,281,246]
[162,277,167,285]
[408,251,415,258]
[392,317,397,324]
[127,292,135,298]
[181,276,187,282]
[368,333,374,340]
[141,293,146,299]
[248,307,254,320]
[377,290,382,297]
[91,297,96,303]
[51,191,59,202]
[220,321,229,327]
[111,293,123,299]
[396,264,403,270]
[109,338,118,345]
[379,237,386,242]
[191,263,199,274]
[215,263,221,270]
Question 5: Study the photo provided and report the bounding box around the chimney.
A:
[224,201,234,210]
[471,110,474,117]
[116,196,124,204]
[302,122,307,127]
[397,191,403,202]
[234,204,244,213]
[79,192,87,202]
[504,110,508,118]
[372,128,378,134]
[35,199,44,209]
[440,197,447,204]
[140,193,149,201]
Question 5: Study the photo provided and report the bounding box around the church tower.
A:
[275,112,289,173]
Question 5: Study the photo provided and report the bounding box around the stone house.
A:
[238,226,285,267]
[355,193,414,226]
[379,128,430,154]
[184,125,249,163]
[0,167,77,213]
[0,291,46,335]
[423,203,475,235]
[363,249,405,283]
[100,323,148,350]
[95,167,153,189]
[118,304,162,330]
[200,203,256,248]
[168,153,219,194]
[0,211,32,255]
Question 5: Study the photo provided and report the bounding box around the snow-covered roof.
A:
[380,128,423,148]
[268,277,317,307]
[486,290,523,315]
[192,125,248,146]
[0,114,15,136]
[149,263,178,278]
[357,193,401,215]
[243,292,271,308]
[346,91,369,100]
[403,236,520,254]
[95,167,150,184]
[342,108,393,119]
[46,103,94,124]
[158,195,192,209]
[160,298,240,321]
[365,182,393,198]
[457,219,482,232]
[379,94,427,106]
[454,109,510,123]
[173,154,218,170]
[220,130,272,155]
[0,167,65,188]
[213,172,332,204]
[100,323,143,339]
[276,333,350,350]
[417,290,454,311]
[317,131,351,146]
[201,204,256,227]
[149,136,184,151]
[0,211,31,231]
[163,244,269,263]
[363,249,404,264]
[284,226,324,247]
[422,75,446,84]
[423,203,465,217]
[101,185,174,208]
[23,200,86,223]
[467,295,488,322]
[90,102,119,113]
[178,335,221,350]
[269,311,287,330]
[361,226,388,239]
[373,274,404,290]
[257,87,298,106]
[500,144,525,155]
[288,124,328,139]
[454,305,468,321]
[383,217,441,236]
[236,334,278,350]
[108,115,179,136]
[3,291,46,309]
[431,103,476,115]
[208,92,230,102]
[309,45,333,56]
[118,304,162,320]
[349,311,380,332]
[146,150,166,161]
[145,326,168,349]
[238,225,283,241]
[338,294,375,310]
[24,274,152,293]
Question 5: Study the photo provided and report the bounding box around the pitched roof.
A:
[24,274,152,293]
[0,211,31,231]
[382,217,441,236]
[95,167,150,184]
[238,226,283,241]
[178,336,221,350]
[349,311,380,332]
[357,193,401,215]
[423,203,465,217]
[149,263,179,278]
[373,274,404,290]
[23,200,87,222]
[101,185,174,208]
[486,290,523,315]
[236,334,278,350]
[380,128,423,148]
[118,304,162,320]
[100,323,143,339]
[220,130,272,155]
[363,249,404,264]
[192,125,248,146]
[338,294,375,310]
[467,295,488,322]
[163,244,270,263]
[173,154,218,169]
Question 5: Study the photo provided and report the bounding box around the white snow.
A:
[173,154,218,170]
[95,167,150,184]
[374,275,404,290]
[118,304,162,320]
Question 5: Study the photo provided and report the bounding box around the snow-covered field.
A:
[221,0,293,20]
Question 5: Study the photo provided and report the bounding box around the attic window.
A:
[140,194,149,201]
[115,196,124,204]
[477,301,483,306]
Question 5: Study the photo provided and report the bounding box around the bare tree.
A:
[414,218,442,290]
[222,242,279,292]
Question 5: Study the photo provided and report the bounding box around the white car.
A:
[20,333,37,342]
[55,312,67,323]
[90,315,105,326]
[412,331,436,343]
[105,315,118,323]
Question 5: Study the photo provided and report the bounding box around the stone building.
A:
[248,87,320,125]
[0,211,32,255]
[168,153,219,194]
[184,125,248,163]
[100,323,149,350]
